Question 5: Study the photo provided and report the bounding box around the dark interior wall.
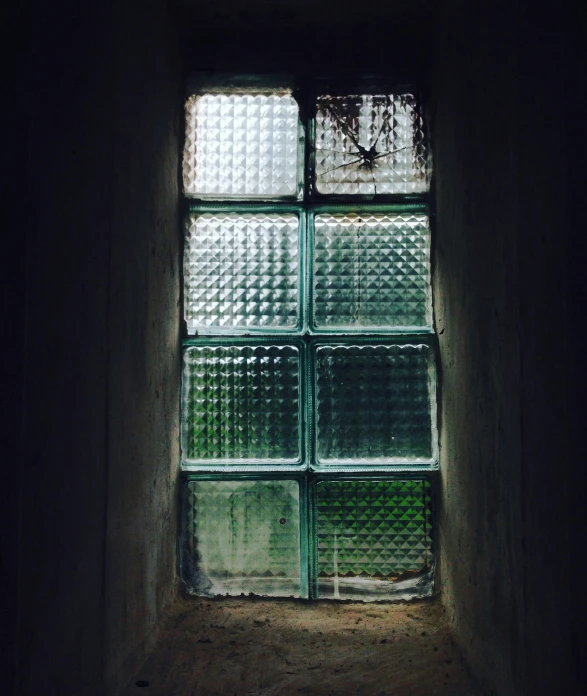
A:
[177,0,432,77]
[432,2,523,692]
[434,2,581,694]
[8,1,182,694]
[102,1,182,691]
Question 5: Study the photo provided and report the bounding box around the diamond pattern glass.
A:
[312,213,431,330]
[184,213,300,333]
[315,94,428,195]
[184,93,301,199]
[314,479,433,600]
[315,343,434,464]
[182,479,302,597]
[183,344,301,464]
[180,82,437,602]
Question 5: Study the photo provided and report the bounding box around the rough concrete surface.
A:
[432,3,524,694]
[121,599,481,696]
[433,2,577,694]
[12,1,181,694]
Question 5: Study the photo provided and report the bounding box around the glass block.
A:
[314,479,433,600]
[184,213,300,334]
[315,343,435,464]
[314,93,428,195]
[184,93,301,199]
[182,479,302,597]
[182,344,301,464]
[312,213,431,330]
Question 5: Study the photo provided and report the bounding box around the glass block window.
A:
[311,213,431,330]
[314,93,428,195]
[315,343,435,464]
[184,212,301,333]
[314,479,433,600]
[182,479,303,597]
[182,343,302,465]
[184,93,303,199]
[180,80,435,601]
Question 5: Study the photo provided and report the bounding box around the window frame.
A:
[179,76,437,601]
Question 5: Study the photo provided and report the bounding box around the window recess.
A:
[180,78,437,601]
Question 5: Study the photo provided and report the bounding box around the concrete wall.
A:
[178,0,432,77]
[9,1,182,694]
[434,2,581,694]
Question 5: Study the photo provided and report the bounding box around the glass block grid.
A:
[314,93,428,195]
[314,479,433,600]
[184,94,301,199]
[184,212,301,333]
[312,212,431,330]
[180,83,436,602]
[182,479,302,597]
[182,344,301,464]
[315,343,435,464]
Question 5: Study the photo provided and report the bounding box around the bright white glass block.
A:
[313,213,431,330]
[315,343,436,464]
[315,94,428,195]
[183,479,302,597]
[184,93,301,199]
[184,213,300,333]
[182,344,301,464]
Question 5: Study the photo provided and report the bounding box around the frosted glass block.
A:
[183,479,302,597]
[315,479,433,600]
[183,344,300,464]
[184,213,300,334]
[315,94,428,195]
[315,344,434,464]
[184,93,301,199]
[313,213,431,330]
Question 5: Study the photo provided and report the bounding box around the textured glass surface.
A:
[313,213,431,330]
[184,94,300,198]
[183,344,300,463]
[315,94,428,195]
[315,479,432,600]
[184,213,300,333]
[183,479,301,597]
[315,344,434,463]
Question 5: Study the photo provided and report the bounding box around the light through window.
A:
[180,79,437,601]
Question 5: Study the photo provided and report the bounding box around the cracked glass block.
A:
[315,343,435,464]
[184,213,300,334]
[315,479,433,600]
[184,93,301,199]
[312,213,431,330]
[182,344,301,464]
[314,93,428,195]
[182,479,302,597]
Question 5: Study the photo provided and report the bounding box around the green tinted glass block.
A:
[184,93,302,199]
[183,344,301,464]
[314,93,428,195]
[184,212,301,334]
[182,479,302,597]
[312,213,431,330]
[314,479,433,600]
[315,343,435,464]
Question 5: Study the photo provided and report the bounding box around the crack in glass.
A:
[315,94,428,195]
